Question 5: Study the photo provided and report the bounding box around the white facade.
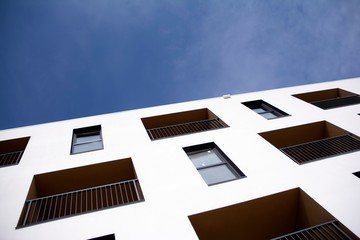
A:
[0,77,359,239]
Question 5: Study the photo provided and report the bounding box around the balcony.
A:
[0,150,24,166]
[19,179,142,227]
[272,220,352,240]
[141,108,228,140]
[259,121,360,164]
[188,188,359,240]
[0,137,30,167]
[293,88,360,110]
[17,158,144,228]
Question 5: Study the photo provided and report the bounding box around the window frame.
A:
[242,100,289,120]
[184,142,245,186]
[71,125,103,155]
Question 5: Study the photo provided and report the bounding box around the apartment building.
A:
[0,77,360,239]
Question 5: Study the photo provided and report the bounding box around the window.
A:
[183,142,245,186]
[0,137,30,167]
[188,188,358,239]
[71,125,103,154]
[141,108,228,140]
[17,158,144,228]
[242,100,289,119]
[88,234,115,240]
[293,88,360,110]
[259,121,360,164]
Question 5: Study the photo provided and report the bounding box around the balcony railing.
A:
[0,150,24,167]
[280,134,360,164]
[272,220,353,240]
[311,95,360,109]
[146,118,228,140]
[18,179,144,228]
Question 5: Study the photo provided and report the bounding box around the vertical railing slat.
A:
[20,179,143,227]
[22,201,32,226]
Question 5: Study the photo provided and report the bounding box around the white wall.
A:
[0,77,359,239]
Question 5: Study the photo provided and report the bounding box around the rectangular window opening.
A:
[71,125,103,154]
[242,100,289,120]
[183,142,245,186]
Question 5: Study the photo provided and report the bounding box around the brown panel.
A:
[294,89,339,102]
[141,108,211,129]
[0,137,30,154]
[293,88,357,103]
[206,109,218,119]
[296,189,334,229]
[324,121,349,138]
[32,158,137,198]
[259,121,326,149]
[259,121,350,149]
[25,178,38,201]
[188,188,347,240]
[338,88,357,97]
[189,189,300,240]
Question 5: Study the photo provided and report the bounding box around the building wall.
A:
[0,77,359,239]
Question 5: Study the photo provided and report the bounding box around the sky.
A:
[1,1,360,130]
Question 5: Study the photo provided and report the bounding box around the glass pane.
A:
[198,165,238,185]
[73,141,103,154]
[188,149,223,168]
[260,112,278,119]
[253,107,266,113]
[75,133,101,144]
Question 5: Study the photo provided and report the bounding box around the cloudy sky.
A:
[1,1,360,130]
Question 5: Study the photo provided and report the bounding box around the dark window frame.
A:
[71,125,103,155]
[183,142,246,186]
[242,100,289,120]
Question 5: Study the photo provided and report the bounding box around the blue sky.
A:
[1,1,360,130]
